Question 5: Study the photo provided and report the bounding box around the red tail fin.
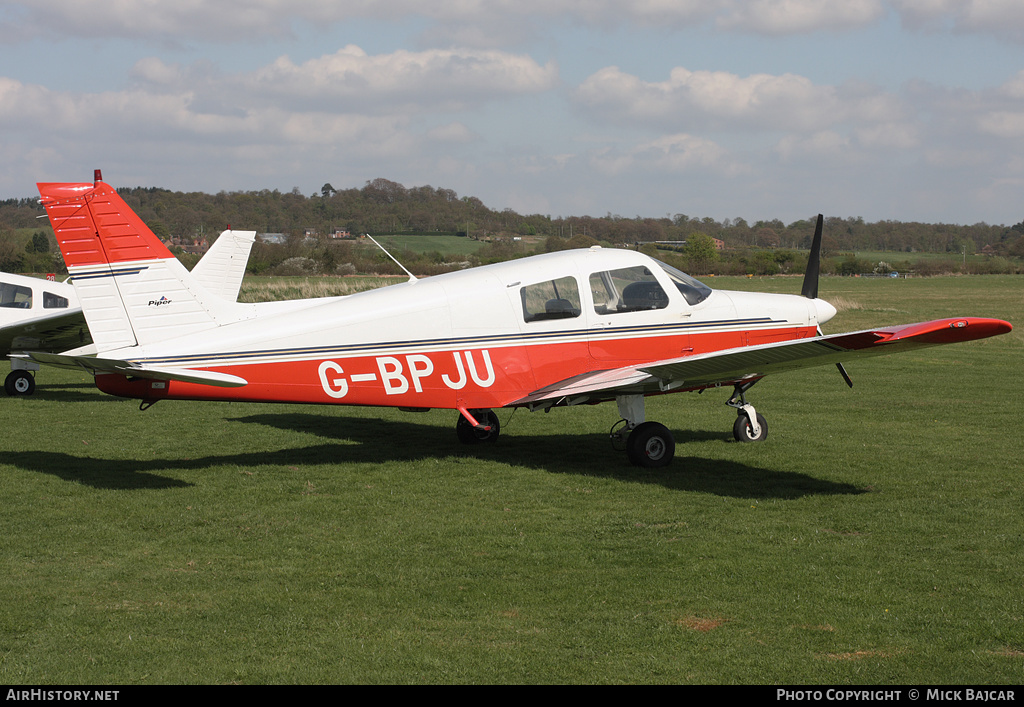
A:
[37,180,174,268]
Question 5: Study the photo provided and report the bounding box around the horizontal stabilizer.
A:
[191,229,256,301]
[24,351,248,388]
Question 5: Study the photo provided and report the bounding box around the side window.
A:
[44,291,69,309]
[0,282,32,309]
[589,266,669,314]
[521,276,581,323]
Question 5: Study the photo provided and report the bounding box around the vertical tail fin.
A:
[38,178,253,353]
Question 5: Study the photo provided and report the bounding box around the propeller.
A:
[802,214,853,388]
[801,214,824,300]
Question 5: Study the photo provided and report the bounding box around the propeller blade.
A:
[801,214,824,300]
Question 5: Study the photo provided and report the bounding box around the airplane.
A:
[1,213,257,396]
[23,174,1012,467]
[1,272,84,395]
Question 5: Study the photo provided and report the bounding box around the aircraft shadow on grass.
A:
[3,411,863,498]
[227,411,867,500]
[3,450,195,490]
[26,382,126,403]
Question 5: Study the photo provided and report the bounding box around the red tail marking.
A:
[37,181,174,268]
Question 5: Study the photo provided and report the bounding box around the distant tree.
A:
[26,231,50,254]
[150,221,170,240]
[0,231,24,271]
[544,235,569,252]
[683,232,718,274]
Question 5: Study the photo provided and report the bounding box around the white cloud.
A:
[892,0,1024,41]
[0,44,561,194]
[427,122,478,143]
[0,0,722,42]
[718,0,886,34]
[978,111,1024,138]
[774,130,853,161]
[245,46,558,112]
[5,0,1024,45]
[588,133,742,177]
[574,66,907,134]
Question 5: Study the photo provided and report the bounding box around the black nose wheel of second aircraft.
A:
[4,370,35,396]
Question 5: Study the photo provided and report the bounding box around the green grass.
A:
[1,276,1021,684]
[373,235,487,258]
[238,275,401,302]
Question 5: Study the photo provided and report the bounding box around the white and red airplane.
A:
[24,174,1012,467]
[1,218,255,396]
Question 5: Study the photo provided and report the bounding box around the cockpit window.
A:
[589,266,669,314]
[44,291,69,309]
[655,260,712,306]
[521,276,582,323]
[0,282,32,309]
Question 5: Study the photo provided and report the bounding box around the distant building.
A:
[161,236,209,254]
[258,233,287,244]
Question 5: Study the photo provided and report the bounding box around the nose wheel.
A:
[727,381,768,442]
[733,410,768,442]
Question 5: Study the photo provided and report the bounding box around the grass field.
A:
[1,275,1021,684]
[372,234,487,257]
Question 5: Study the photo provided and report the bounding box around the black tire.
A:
[626,421,675,468]
[733,412,768,442]
[456,409,500,444]
[5,370,35,396]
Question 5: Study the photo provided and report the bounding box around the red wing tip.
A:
[889,317,1012,344]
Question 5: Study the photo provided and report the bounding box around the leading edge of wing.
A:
[642,317,1012,387]
[22,351,248,388]
[512,317,1012,405]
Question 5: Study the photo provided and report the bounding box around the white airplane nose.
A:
[813,298,837,325]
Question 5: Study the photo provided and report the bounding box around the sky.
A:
[3,1,1024,226]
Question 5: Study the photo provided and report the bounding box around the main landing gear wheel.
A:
[456,409,500,444]
[4,370,35,396]
[626,421,675,468]
[733,412,768,442]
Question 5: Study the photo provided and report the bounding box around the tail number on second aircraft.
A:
[318,351,495,399]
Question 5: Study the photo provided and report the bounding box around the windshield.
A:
[655,260,712,306]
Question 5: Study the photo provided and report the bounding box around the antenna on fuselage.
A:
[365,234,418,283]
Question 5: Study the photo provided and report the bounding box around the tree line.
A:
[1,178,1023,276]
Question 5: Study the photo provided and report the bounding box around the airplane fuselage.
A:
[92,247,829,410]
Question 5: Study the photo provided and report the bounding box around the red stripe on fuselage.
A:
[93,325,818,408]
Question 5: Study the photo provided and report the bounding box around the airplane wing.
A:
[512,317,1011,406]
[21,351,248,388]
[0,308,90,358]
